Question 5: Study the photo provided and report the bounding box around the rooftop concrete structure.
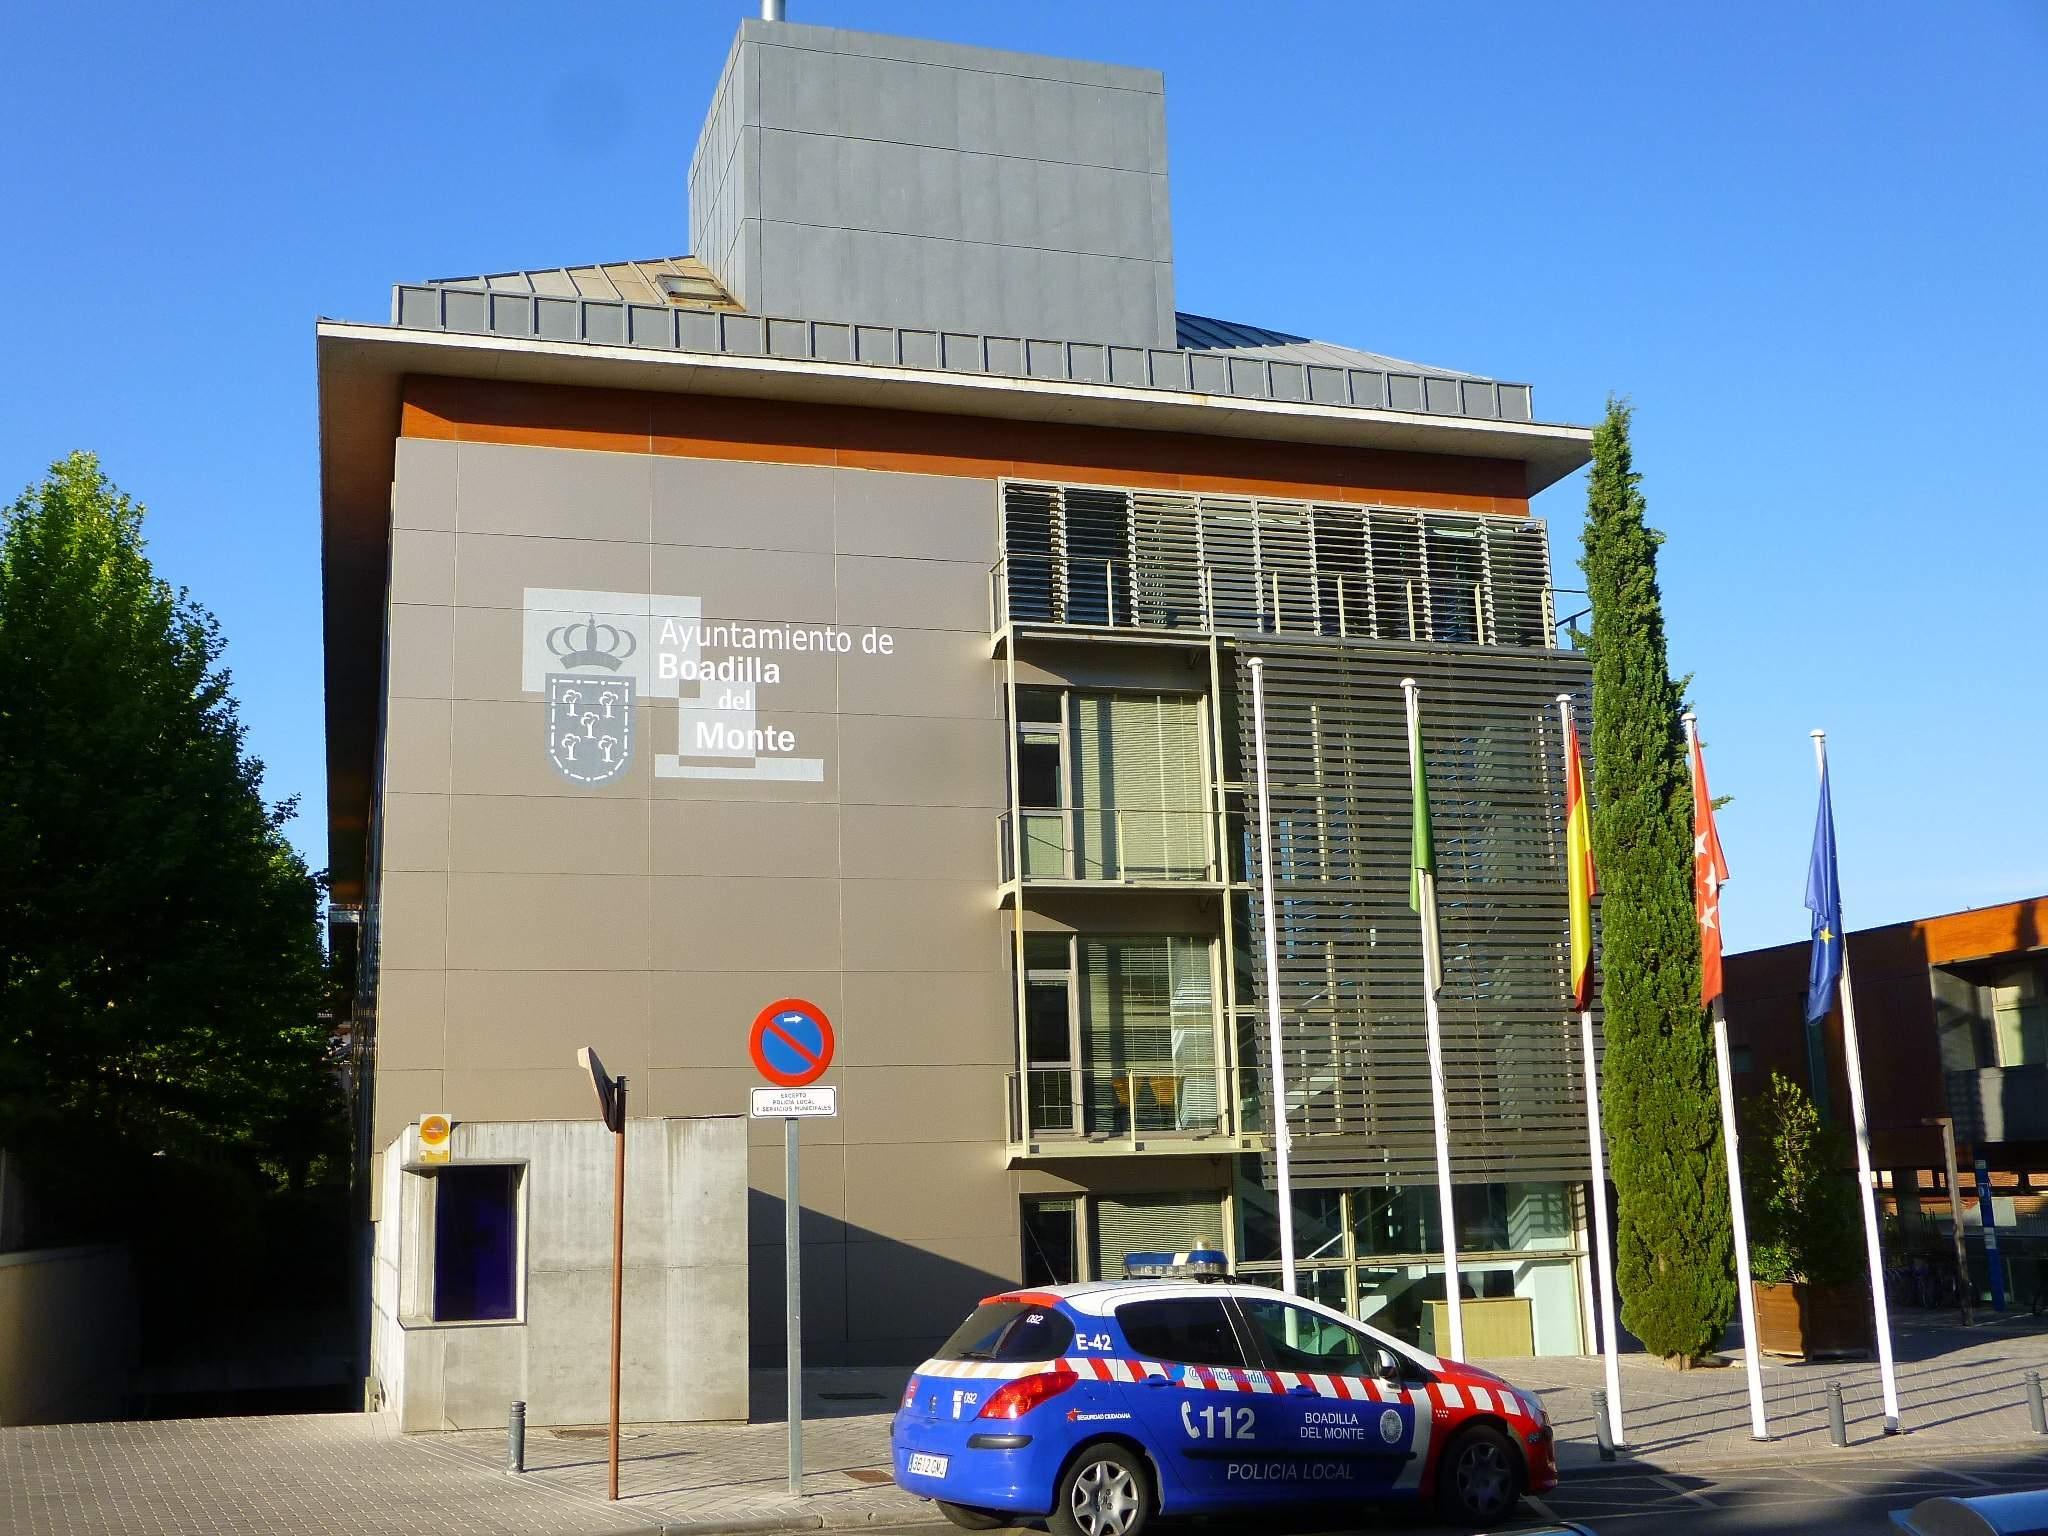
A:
[689,20,1175,347]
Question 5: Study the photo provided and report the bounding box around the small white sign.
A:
[751,1086,838,1119]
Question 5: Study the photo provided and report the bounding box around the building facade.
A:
[1726,896,2048,1163]
[319,17,1604,1388]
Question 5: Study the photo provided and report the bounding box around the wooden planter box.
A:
[1752,1280,1873,1359]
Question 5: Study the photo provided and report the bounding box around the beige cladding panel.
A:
[444,969,653,1072]
[376,442,1027,1358]
[652,456,836,553]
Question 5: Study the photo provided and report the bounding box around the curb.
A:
[1558,1428,2048,1481]
[655,1509,926,1534]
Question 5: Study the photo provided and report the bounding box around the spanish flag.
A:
[1562,706,1597,1011]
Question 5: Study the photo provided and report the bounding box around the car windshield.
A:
[935,1301,1075,1362]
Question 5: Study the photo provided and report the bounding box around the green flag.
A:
[1408,704,1435,912]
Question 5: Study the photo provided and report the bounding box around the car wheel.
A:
[935,1500,1007,1530]
[1049,1442,1152,1536]
[1434,1423,1523,1525]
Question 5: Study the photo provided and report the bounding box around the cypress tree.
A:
[1580,400,1733,1365]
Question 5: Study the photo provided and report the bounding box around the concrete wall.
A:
[373,434,1017,1364]
[0,1245,137,1425]
[688,19,1175,348]
[369,1116,746,1431]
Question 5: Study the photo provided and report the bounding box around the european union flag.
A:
[1805,757,1844,1023]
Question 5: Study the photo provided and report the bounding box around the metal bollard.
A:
[1591,1388,1617,1461]
[2029,1371,2046,1436]
[508,1399,527,1473]
[1826,1382,1847,1447]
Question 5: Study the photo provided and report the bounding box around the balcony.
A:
[1005,1067,1260,1158]
[997,807,1237,889]
[1946,1065,2048,1144]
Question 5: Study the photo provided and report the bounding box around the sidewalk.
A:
[9,1309,2048,1535]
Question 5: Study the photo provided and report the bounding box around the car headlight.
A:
[1520,1390,1548,1426]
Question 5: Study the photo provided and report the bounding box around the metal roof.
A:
[427,255,741,311]
[1176,311,1488,382]
[396,259,1535,426]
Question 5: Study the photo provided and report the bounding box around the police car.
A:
[891,1251,1555,1535]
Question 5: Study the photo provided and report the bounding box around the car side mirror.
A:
[1376,1349,1403,1385]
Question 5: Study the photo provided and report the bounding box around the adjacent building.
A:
[1725,893,2048,1279]
[318,15,1604,1402]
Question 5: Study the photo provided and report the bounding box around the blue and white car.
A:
[891,1254,1557,1535]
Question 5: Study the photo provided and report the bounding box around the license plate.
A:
[907,1452,949,1479]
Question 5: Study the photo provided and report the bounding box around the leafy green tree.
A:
[0,453,337,1195]
[1579,401,1733,1364]
[1742,1074,1861,1287]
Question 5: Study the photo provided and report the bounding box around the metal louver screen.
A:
[1091,1193,1227,1276]
[1235,639,1598,1188]
[999,482,1555,648]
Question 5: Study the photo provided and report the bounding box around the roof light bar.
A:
[1122,1248,1229,1281]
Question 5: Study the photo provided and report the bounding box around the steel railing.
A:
[989,554,1498,645]
[998,806,1236,884]
[1006,1067,1246,1148]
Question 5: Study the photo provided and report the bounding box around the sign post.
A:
[1976,1157,2007,1312]
[1927,1117,1972,1326]
[749,999,837,1499]
[575,1047,627,1501]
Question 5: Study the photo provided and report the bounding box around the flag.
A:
[1689,726,1732,1009]
[1805,756,1844,1023]
[1408,701,1435,914]
[1562,711,1597,1011]
[1405,685,1442,992]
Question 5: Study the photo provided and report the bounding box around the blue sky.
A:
[3,1,2042,953]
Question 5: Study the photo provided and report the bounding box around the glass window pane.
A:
[1351,1183,1548,1256]
[1021,1199,1077,1287]
[1115,1298,1245,1367]
[1236,1160,1344,1264]
[937,1301,1075,1362]
[1018,739,1062,807]
[1025,981,1071,1065]
[1239,1298,1370,1374]
[1017,687,1063,724]
[432,1165,519,1322]
[1091,1193,1224,1277]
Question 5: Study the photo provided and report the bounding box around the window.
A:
[1116,1298,1246,1368]
[1077,938,1218,1133]
[1992,966,2048,1068]
[1021,1198,1078,1287]
[1023,937,1079,1133]
[1091,1191,1226,1277]
[937,1300,1076,1363]
[1072,693,1207,879]
[432,1165,521,1322]
[1239,1298,1371,1375]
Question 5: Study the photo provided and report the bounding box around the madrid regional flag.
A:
[1690,724,1732,1009]
[1562,710,1597,1011]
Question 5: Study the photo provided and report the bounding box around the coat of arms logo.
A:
[545,613,636,785]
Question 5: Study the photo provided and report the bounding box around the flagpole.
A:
[1403,678,1463,1360]
[1249,659,1298,1295]
[1561,695,1625,1448]
[1812,729,1901,1433]
[1682,712,1769,1441]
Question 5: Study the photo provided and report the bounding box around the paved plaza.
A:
[9,1310,2048,1534]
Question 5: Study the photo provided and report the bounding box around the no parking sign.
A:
[749,998,835,1088]
[751,995,836,1495]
